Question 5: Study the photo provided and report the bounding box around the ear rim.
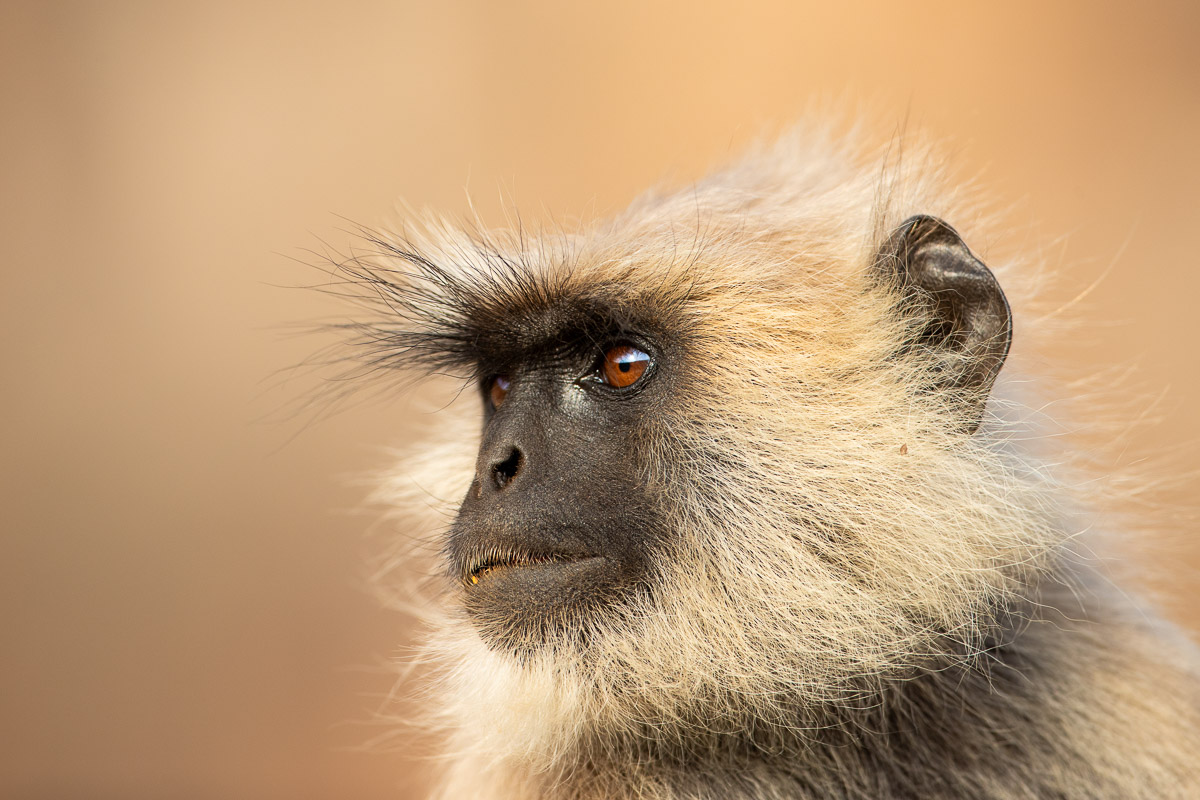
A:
[874,215,1013,434]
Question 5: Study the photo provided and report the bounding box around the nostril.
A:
[492,447,523,490]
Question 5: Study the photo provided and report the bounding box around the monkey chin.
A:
[459,555,633,651]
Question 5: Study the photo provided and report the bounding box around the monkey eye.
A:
[598,345,651,389]
[489,375,511,409]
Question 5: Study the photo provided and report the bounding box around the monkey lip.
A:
[463,552,602,586]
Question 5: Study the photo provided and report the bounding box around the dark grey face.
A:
[447,318,671,650]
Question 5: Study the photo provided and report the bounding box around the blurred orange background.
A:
[2,2,1197,798]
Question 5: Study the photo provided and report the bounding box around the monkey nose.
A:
[489,446,524,491]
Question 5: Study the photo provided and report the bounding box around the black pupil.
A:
[618,361,631,372]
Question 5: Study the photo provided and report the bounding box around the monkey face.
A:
[446,311,675,650]
[385,213,1013,659]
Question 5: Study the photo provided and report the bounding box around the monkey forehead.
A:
[348,178,927,380]
[338,227,695,375]
[346,230,894,386]
[412,247,883,360]
[426,260,701,365]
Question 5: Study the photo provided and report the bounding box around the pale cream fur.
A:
[359,126,1200,798]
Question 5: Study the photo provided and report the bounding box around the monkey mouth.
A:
[462,549,599,586]
[452,536,636,646]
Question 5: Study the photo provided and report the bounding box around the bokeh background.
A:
[2,2,1198,798]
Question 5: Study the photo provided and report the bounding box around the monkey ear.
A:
[874,215,1012,433]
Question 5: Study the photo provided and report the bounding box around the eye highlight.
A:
[599,345,651,389]
[489,375,511,409]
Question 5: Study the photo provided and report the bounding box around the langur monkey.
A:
[336,130,1200,799]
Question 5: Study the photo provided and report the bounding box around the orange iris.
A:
[600,345,650,388]
[489,375,510,408]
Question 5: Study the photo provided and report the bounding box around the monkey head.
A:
[343,137,1058,776]
[435,208,1015,655]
